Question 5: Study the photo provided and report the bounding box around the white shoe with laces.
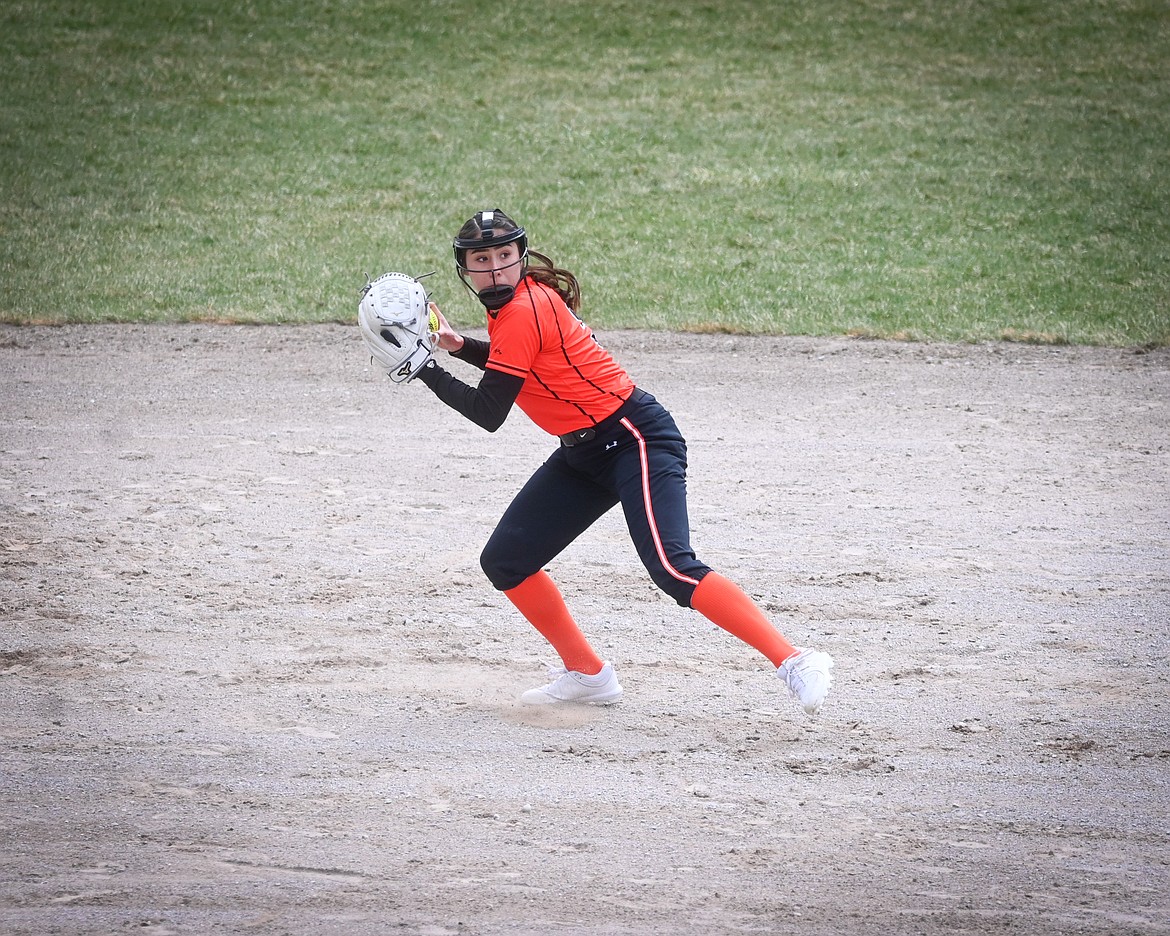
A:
[776,648,834,715]
[520,662,623,705]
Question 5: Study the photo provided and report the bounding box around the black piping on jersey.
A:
[514,277,628,428]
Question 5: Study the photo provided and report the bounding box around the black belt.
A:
[559,427,597,447]
[558,389,648,447]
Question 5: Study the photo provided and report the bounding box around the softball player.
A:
[415,209,833,714]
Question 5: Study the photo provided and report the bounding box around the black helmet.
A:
[452,209,529,310]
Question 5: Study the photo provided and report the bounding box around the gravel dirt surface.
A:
[1,323,1168,936]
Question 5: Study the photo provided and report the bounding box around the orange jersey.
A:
[485,278,634,436]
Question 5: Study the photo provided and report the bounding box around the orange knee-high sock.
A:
[504,570,605,676]
[691,572,798,668]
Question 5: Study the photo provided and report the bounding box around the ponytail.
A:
[525,250,582,314]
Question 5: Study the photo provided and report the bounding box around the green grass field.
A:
[2,0,1167,344]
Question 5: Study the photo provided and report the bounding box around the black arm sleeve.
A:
[450,336,489,370]
[414,360,524,432]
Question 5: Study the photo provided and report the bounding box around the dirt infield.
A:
[1,323,1168,936]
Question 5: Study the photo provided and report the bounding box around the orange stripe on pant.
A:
[620,415,702,589]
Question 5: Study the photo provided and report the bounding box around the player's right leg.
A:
[481,452,621,698]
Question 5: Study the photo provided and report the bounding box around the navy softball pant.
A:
[480,389,712,606]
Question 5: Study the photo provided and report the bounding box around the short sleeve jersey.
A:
[485,277,634,436]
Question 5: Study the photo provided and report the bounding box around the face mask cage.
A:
[452,210,529,309]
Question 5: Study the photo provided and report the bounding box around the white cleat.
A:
[520,662,623,705]
[776,648,834,715]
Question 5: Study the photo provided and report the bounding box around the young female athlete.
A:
[413,209,834,714]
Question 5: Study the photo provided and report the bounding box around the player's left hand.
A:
[357,272,438,383]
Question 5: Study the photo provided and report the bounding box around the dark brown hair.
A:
[526,249,582,314]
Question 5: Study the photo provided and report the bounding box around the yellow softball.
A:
[428,306,440,333]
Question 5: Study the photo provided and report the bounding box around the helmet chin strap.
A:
[476,283,516,311]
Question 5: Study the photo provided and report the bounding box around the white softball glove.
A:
[357,272,439,383]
